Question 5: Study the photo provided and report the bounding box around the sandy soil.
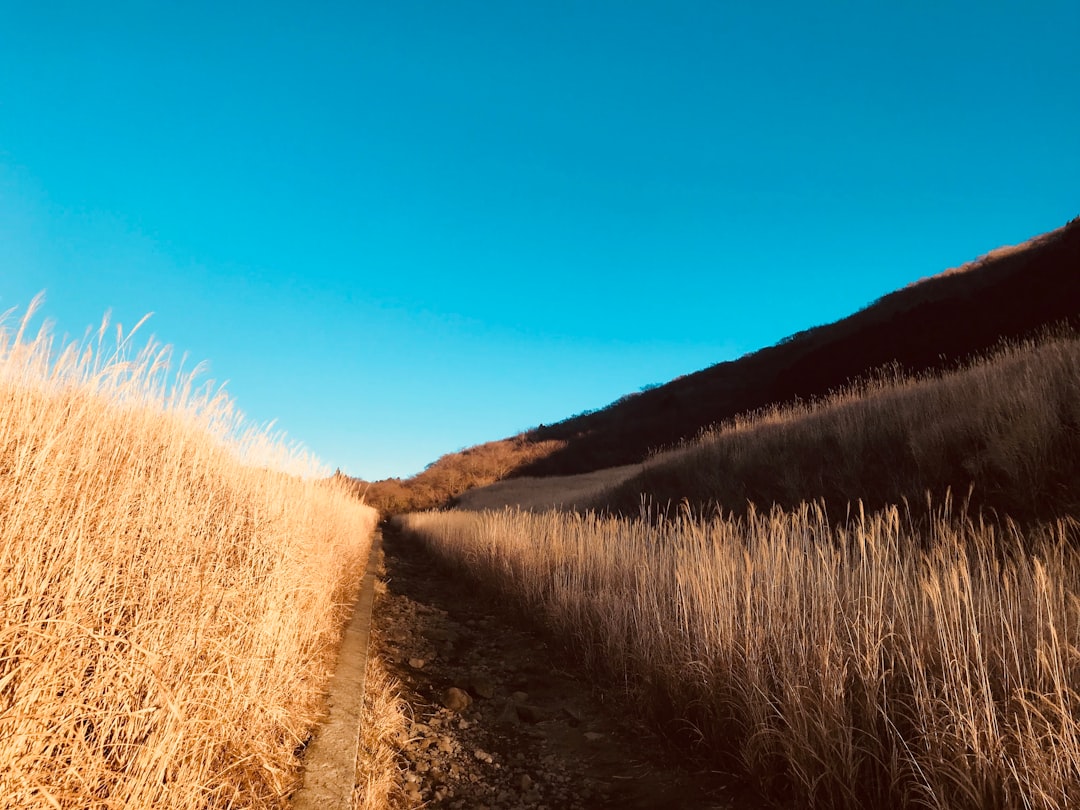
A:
[369,525,761,809]
[452,464,643,513]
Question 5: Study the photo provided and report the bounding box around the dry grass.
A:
[397,504,1080,808]
[0,300,378,808]
[351,649,407,810]
[604,331,1080,523]
[395,337,1080,808]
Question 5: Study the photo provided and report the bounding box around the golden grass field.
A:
[0,301,382,808]
[398,333,1080,809]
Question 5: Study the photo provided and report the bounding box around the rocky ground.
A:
[371,525,760,809]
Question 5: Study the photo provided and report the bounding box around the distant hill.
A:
[352,436,566,514]
[358,216,1080,513]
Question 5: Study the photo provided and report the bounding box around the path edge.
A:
[292,529,383,809]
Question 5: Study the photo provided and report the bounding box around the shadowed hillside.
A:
[360,217,1080,512]
[601,328,1080,524]
[522,216,1080,476]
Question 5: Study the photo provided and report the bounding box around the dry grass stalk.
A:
[0,300,378,808]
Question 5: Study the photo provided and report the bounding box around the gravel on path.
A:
[370,525,759,809]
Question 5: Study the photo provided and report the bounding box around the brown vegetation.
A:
[351,651,407,810]
[396,502,1080,810]
[603,330,1080,523]
[519,215,1080,477]
[0,302,378,808]
[354,436,564,514]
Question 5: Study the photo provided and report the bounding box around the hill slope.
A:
[362,216,1080,512]
[522,216,1080,476]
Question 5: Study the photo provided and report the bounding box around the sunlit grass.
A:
[0,299,378,808]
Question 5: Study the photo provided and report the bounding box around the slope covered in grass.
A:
[359,217,1080,513]
[396,324,1080,808]
[603,331,1080,522]
[0,302,378,809]
[519,216,1080,477]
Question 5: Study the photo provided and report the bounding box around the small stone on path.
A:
[441,686,473,712]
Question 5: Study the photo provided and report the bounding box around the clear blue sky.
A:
[2,2,1077,480]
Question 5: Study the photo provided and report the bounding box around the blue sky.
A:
[2,2,1077,480]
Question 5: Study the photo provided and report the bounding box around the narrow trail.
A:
[372,525,760,809]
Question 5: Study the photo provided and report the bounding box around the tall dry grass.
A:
[351,650,407,810]
[605,331,1080,523]
[0,300,378,808]
[397,505,1080,808]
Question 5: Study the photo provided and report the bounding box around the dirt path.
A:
[372,525,759,809]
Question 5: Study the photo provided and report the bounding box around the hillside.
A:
[355,436,566,514]
[361,216,1080,512]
